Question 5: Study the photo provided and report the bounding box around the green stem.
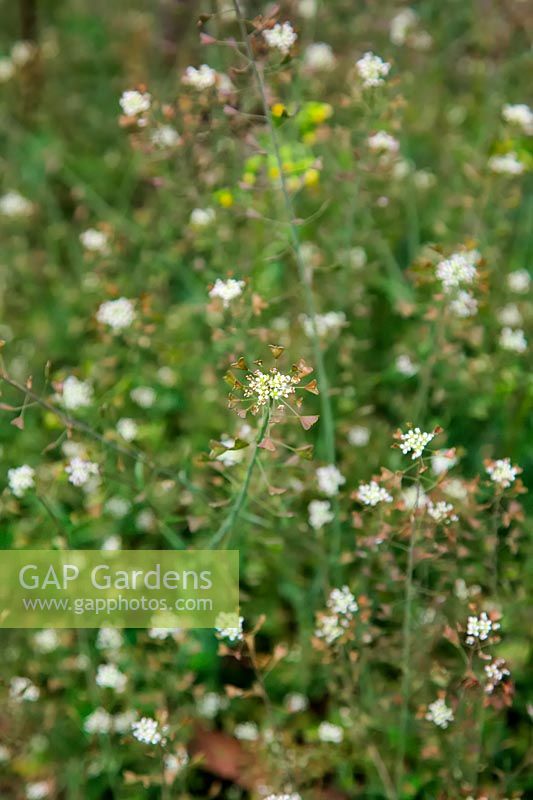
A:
[209,404,271,548]
[231,1,341,570]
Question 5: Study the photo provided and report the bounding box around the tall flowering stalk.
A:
[230,0,342,568]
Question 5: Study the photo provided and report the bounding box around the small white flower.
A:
[263,22,298,55]
[119,90,151,116]
[390,8,418,45]
[65,457,99,487]
[164,746,189,774]
[102,534,122,551]
[327,586,358,619]
[10,676,39,702]
[507,269,530,293]
[84,707,113,735]
[132,716,164,745]
[315,613,344,644]
[357,481,393,507]
[396,354,418,376]
[431,450,457,475]
[11,41,35,66]
[486,457,518,488]
[96,627,123,652]
[426,698,454,728]
[196,692,229,718]
[285,692,308,713]
[33,630,59,654]
[497,304,522,326]
[209,278,245,307]
[308,499,334,530]
[80,228,109,253]
[113,710,138,734]
[0,190,32,217]
[215,612,244,642]
[356,51,391,87]
[348,425,370,446]
[316,464,345,496]
[8,465,35,497]
[0,57,15,82]
[26,781,50,800]
[95,663,127,693]
[368,131,399,153]
[318,721,343,743]
[347,246,367,269]
[190,207,216,227]
[399,427,435,459]
[136,509,156,531]
[484,658,511,694]
[303,42,335,71]
[466,611,499,645]
[436,250,479,291]
[244,368,298,406]
[488,152,524,175]
[234,721,259,741]
[301,311,346,339]
[130,386,156,408]
[151,125,181,148]
[60,375,93,410]
[427,500,458,524]
[401,485,428,509]
[449,290,478,318]
[502,103,533,135]
[96,297,136,331]
[500,327,527,353]
[183,64,217,90]
[105,497,131,518]
[117,417,138,442]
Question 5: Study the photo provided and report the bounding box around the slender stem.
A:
[208,404,271,548]
[395,461,423,791]
[231,1,341,569]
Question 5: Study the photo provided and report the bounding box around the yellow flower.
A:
[217,190,234,208]
[271,103,286,118]
[304,168,320,187]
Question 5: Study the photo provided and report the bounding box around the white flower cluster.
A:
[96,627,123,651]
[502,103,533,135]
[80,228,109,253]
[484,658,511,694]
[263,22,298,55]
[348,425,370,446]
[507,269,530,293]
[131,716,165,745]
[390,8,417,45]
[500,327,527,353]
[399,427,435,459]
[65,457,99,487]
[119,90,151,117]
[356,51,391,87]
[234,721,259,741]
[488,152,524,175]
[10,676,40,702]
[368,131,399,154]
[26,782,50,800]
[61,375,93,410]
[215,612,244,642]
[96,297,136,331]
[164,746,189,774]
[131,385,156,408]
[427,500,458,524]
[84,707,137,735]
[498,304,522,326]
[308,499,334,529]
[486,457,518,488]
[436,250,479,292]
[190,207,216,227]
[95,663,127,693]
[284,692,308,713]
[209,278,245,307]
[301,311,346,338]
[303,42,335,71]
[244,368,298,406]
[431,450,457,474]
[0,190,33,217]
[466,612,500,645]
[151,125,181,148]
[328,586,358,618]
[33,629,60,653]
[318,721,344,743]
[426,697,454,728]
[196,692,229,718]
[183,64,217,90]
[357,481,393,507]
[8,465,35,497]
[449,290,478,318]
[117,418,138,442]
[316,464,345,496]
[396,354,419,376]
